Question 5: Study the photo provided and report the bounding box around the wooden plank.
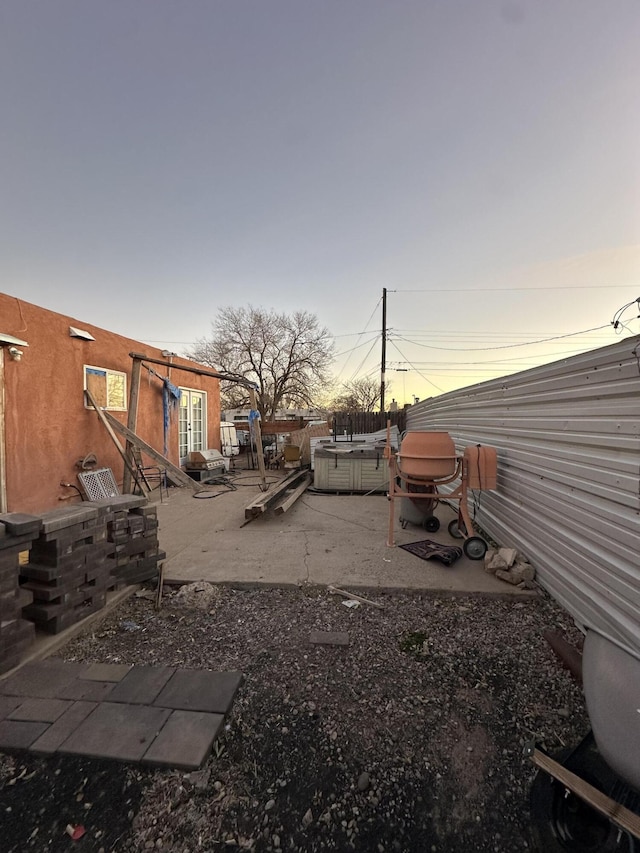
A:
[244,470,307,519]
[85,389,150,497]
[327,586,385,609]
[274,474,312,515]
[100,409,200,492]
[123,357,142,494]
[528,747,640,838]
[249,387,267,491]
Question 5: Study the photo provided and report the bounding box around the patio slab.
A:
[108,666,175,705]
[0,719,49,750]
[0,660,88,699]
[8,697,72,722]
[0,663,242,769]
[31,701,99,754]
[60,702,171,762]
[142,710,225,769]
[80,663,133,682]
[57,679,115,702]
[154,670,243,714]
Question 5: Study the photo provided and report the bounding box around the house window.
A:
[84,365,127,410]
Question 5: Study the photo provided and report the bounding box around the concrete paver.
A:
[80,663,133,682]
[0,661,239,769]
[30,701,99,754]
[0,660,88,699]
[57,679,115,702]
[8,698,72,722]
[0,719,50,750]
[142,710,225,769]
[108,666,175,705]
[154,670,243,714]
[309,631,350,646]
[0,696,22,720]
[60,702,171,762]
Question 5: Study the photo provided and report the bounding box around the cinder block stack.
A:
[106,502,165,586]
[0,513,39,673]
[20,506,111,634]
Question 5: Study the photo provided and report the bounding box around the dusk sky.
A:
[1,1,639,403]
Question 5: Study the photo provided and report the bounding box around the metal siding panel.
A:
[407,336,640,659]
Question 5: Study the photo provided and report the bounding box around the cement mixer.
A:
[386,428,497,559]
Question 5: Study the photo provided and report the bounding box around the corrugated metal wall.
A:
[406,335,640,659]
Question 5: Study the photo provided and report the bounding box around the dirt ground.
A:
[0,584,589,852]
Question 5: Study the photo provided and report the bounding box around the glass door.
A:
[178,389,207,465]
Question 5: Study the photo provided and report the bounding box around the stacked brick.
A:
[0,513,39,674]
[0,494,166,647]
[104,499,165,586]
[20,506,111,634]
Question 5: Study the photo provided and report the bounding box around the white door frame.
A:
[178,387,207,465]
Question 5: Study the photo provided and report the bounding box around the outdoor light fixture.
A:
[161,350,178,357]
[8,347,23,361]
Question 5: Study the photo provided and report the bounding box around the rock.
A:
[357,772,370,791]
[484,548,498,567]
[511,562,535,583]
[485,553,508,574]
[498,547,518,568]
[265,799,276,812]
[174,581,222,611]
[302,808,314,828]
[495,569,518,585]
[185,769,210,791]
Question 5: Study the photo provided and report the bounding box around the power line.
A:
[388,343,612,367]
[333,333,380,359]
[390,284,638,293]
[392,324,610,353]
[388,340,444,394]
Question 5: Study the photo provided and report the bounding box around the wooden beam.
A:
[528,747,640,838]
[84,389,149,496]
[274,474,311,514]
[128,352,250,386]
[123,356,142,494]
[100,409,201,492]
[244,469,308,520]
[248,387,267,491]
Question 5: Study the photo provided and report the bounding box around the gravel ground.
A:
[0,584,590,853]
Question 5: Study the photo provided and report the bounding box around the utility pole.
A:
[380,287,387,425]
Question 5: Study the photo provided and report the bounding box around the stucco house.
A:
[0,293,221,513]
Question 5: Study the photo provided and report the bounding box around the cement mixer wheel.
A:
[448,520,465,539]
[463,537,487,560]
[423,516,440,533]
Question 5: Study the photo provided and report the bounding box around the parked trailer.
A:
[220,421,240,458]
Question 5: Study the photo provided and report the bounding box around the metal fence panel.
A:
[406,335,640,659]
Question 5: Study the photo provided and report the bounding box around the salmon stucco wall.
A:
[0,293,220,513]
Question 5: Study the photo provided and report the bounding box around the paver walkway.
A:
[0,659,242,770]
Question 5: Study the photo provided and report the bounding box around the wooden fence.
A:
[331,410,406,437]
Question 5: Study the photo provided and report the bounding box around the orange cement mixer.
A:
[386,427,497,559]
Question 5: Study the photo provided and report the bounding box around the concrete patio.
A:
[155,475,530,597]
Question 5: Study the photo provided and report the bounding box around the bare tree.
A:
[331,376,384,412]
[188,306,335,420]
